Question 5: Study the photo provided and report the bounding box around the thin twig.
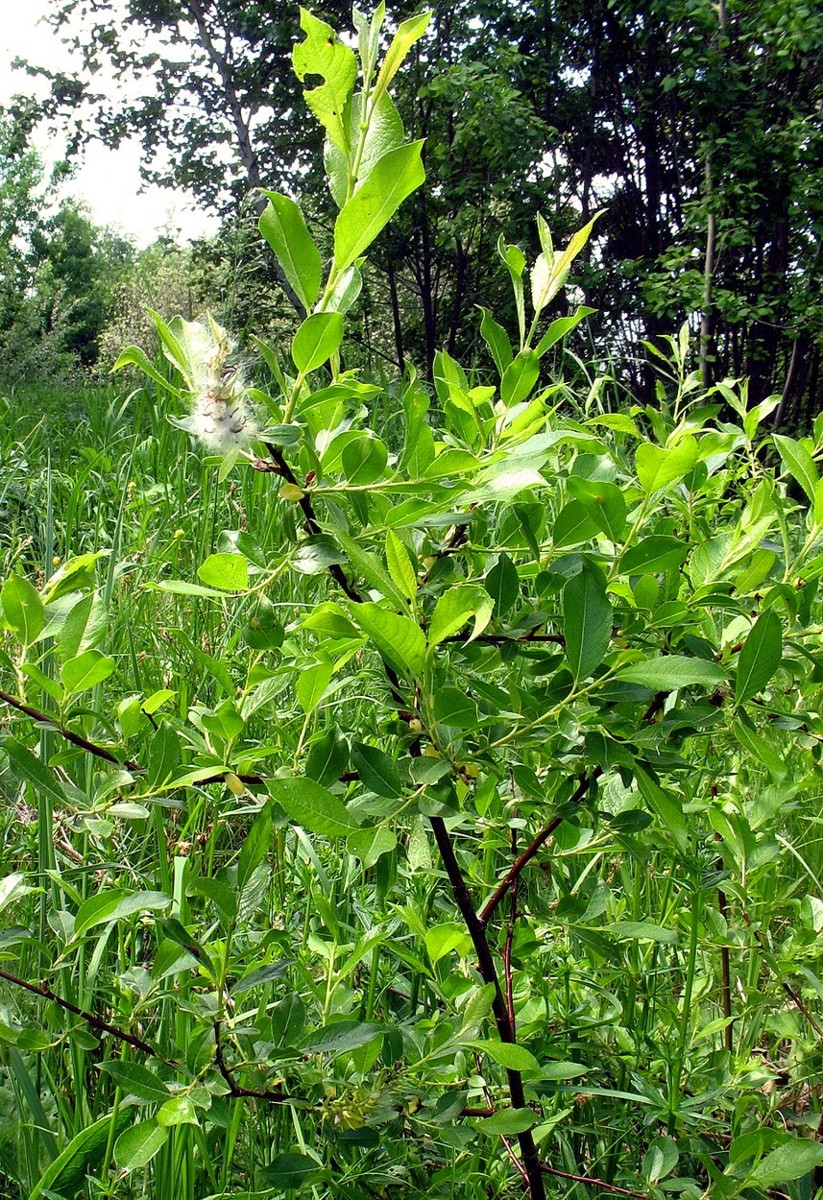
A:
[0,688,142,773]
[479,768,603,926]
[504,822,519,1040]
[0,687,268,790]
[540,1163,649,1198]
[212,1021,293,1103]
[0,966,162,1060]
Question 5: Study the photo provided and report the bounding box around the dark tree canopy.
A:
[20,0,823,421]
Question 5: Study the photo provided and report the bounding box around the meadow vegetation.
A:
[2,7,823,1200]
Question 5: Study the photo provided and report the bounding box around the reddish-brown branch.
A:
[0,688,142,773]
[479,768,603,926]
[429,815,546,1199]
[212,1021,293,1103]
[541,1163,648,1198]
[0,687,268,790]
[0,966,162,1059]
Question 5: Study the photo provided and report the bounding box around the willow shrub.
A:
[2,7,823,1200]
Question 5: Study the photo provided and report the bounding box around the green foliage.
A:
[3,9,823,1200]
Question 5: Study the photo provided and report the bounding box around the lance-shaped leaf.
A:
[350,602,427,678]
[334,141,425,271]
[773,433,818,504]
[268,777,360,837]
[1,575,44,646]
[73,890,172,940]
[373,10,430,98]
[259,192,322,311]
[735,608,782,704]
[563,564,612,681]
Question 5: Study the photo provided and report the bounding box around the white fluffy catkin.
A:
[188,359,258,454]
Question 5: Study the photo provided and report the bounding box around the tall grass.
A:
[0,376,822,1199]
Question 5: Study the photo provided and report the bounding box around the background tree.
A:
[20,0,823,420]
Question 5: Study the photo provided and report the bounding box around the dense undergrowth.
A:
[2,8,823,1200]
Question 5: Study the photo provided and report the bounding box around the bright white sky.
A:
[0,0,220,246]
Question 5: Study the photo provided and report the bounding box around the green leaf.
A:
[553,499,599,547]
[231,961,291,998]
[258,191,322,312]
[485,553,519,617]
[535,307,596,357]
[635,437,698,493]
[432,686,478,730]
[751,1139,823,1187]
[197,553,249,592]
[292,312,344,374]
[341,433,388,484]
[373,10,430,97]
[292,9,357,155]
[0,872,31,915]
[609,921,678,944]
[735,609,782,704]
[60,649,116,695]
[296,660,334,714]
[156,1096,198,1127]
[773,433,818,504]
[261,1151,325,1190]
[112,345,181,393]
[476,1108,537,1136]
[498,237,526,343]
[429,584,494,647]
[147,721,180,789]
[635,767,689,855]
[540,1061,589,1079]
[73,889,172,940]
[566,478,627,542]
[620,536,688,575]
[500,351,540,408]
[114,1118,169,1172]
[325,91,405,208]
[385,530,417,601]
[347,825,397,867]
[425,922,472,963]
[204,1193,280,1200]
[334,140,425,271]
[563,565,612,681]
[552,211,602,281]
[479,306,513,376]
[350,742,404,798]
[351,602,427,678]
[301,1020,381,1054]
[59,592,107,660]
[615,655,724,690]
[269,777,361,837]
[2,576,44,646]
[28,1109,131,1200]
[473,1040,541,1073]
[40,551,109,604]
[643,1137,679,1184]
[336,531,408,610]
[305,727,349,787]
[99,1062,171,1105]
[237,805,274,893]
[293,537,347,577]
[3,737,66,806]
